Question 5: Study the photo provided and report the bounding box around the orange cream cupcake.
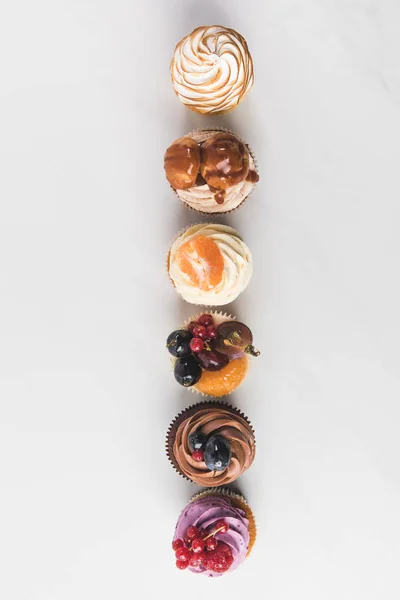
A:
[168,224,253,306]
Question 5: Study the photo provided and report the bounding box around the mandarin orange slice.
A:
[175,235,224,291]
[194,356,248,397]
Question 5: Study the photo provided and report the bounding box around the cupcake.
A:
[165,311,260,397]
[172,488,256,576]
[171,25,254,115]
[166,402,255,486]
[168,224,253,306]
[164,129,259,214]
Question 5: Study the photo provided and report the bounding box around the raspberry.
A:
[189,551,207,567]
[205,542,234,574]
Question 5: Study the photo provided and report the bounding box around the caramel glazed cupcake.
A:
[164,130,259,214]
[171,25,254,115]
[166,402,255,486]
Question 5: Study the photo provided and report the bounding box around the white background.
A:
[1,1,400,598]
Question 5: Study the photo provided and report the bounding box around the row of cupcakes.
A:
[167,25,258,578]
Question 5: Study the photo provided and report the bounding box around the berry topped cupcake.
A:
[166,312,260,397]
[164,129,259,214]
[171,25,254,115]
[166,402,255,486]
[168,224,253,306]
[172,488,256,576]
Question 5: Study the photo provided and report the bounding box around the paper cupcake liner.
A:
[190,486,257,557]
[170,127,259,216]
[166,223,250,308]
[166,400,255,485]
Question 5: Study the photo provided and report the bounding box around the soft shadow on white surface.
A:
[0,1,400,599]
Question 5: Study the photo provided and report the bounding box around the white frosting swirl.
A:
[176,129,258,214]
[171,25,254,115]
[169,224,253,306]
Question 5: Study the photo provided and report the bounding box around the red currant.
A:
[198,314,214,327]
[206,537,218,550]
[176,559,189,570]
[215,519,229,534]
[187,321,198,333]
[175,547,191,562]
[190,550,207,566]
[206,325,217,339]
[192,325,207,340]
[186,526,200,540]
[191,538,205,553]
[192,449,204,462]
[190,337,204,353]
[172,538,184,551]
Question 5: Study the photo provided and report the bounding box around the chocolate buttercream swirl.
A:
[171,25,254,115]
[171,404,255,486]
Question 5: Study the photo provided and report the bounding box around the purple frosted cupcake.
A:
[171,488,256,577]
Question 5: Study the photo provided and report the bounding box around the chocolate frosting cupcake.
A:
[166,402,255,486]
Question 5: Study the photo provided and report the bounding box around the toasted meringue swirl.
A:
[171,25,254,115]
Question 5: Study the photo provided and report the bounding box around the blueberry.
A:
[204,435,231,471]
[166,330,193,358]
[188,430,207,451]
[174,356,202,387]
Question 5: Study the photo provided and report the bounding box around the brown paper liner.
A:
[190,486,257,557]
[166,400,255,485]
[170,127,259,216]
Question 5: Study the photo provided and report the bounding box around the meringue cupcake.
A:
[164,129,259,214]
[165,311,260,397]
[168,224,253,306]
[166,402,255,486]
[171,25,254,115]
[172,488,256,576]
